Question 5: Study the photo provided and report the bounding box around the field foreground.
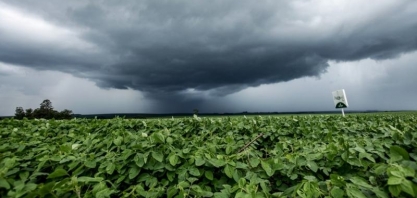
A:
[1,114,417,197]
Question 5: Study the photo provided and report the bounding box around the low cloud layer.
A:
[1,0,417,101]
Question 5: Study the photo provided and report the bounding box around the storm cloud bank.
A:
[1,0,417,99]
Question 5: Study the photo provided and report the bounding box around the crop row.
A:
[0,114,416,197]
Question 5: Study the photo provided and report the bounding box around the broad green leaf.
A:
[77,176,104,183]
[47,168,68,179]
[167,171,175,182]
[84,160,96,168]
[195,156,205,166]
[167,186,178,198]
[371,188,389,198]
[19,171,29,181]
[330,174,346,187]
[129,166,141,179]
[0,178,10,189]
[178,181,190,189]
[183,148,191,154]
[106,163,116,175]
[238,178,246,188]
[153,132,165,143]
[134,154,145,167]
[347,188,367,198]
[113,136,123,146]
[390,146,409,162]
[214,192,229,198]
[261,161,274,177]
[388,185,402,197]
[152,151,164,162]
[400,180,416,197]
[24,183,37,191]
[331,187,345,198]
[249,158,260,168]
[387,177,403,185]
[224,164,235,178]
[201,191,214,197]
[205,170,214,180]
[350,176,373,189]
[169,154,179,166]
[307,161,318,172]
[373,164,388,175]
[96,188,116,198]
[400,167,415,177]
[189,167,200,176]
[208,159,226,167]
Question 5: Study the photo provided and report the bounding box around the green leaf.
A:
[152,151,164,162]
[330,174,346,187]
[77,176,104,183]
[224,164,235,178]
[25,183,37,191]
[208,159,226,167]
[261,161,274,177]
[331,187,345,198]
[400,180,416,197]
[390,146,409,162]
[373,164,388,175]
[178,181,190,190]
[167,171,175,182]
[400,167,415,177]
[169,154,179,166]
[387,177,403,185]
[106,163,116,175]
[371,188,389,198]
[189,167,200,176]
[113,136,123,146]
[153,132,165,143]
[167,186,178,198]
[201,191,214,197]
[389,185,402,197]
[19,171,29,181]
[134,154,146,167]
[84,160,96,168]
[195,156,205,166]
[129,166,141,179]
[47,168,68,179]
[347,188,367,198]
[205,170,214,180]
[307,161,318,172]
[183,148,191,154]
[350,176,373,189]
[96,188,116,198]
[249,158,260,167]
[238,178,246,188]
[0,178,10,189]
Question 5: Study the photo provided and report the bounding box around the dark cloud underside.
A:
[1,0,417,99]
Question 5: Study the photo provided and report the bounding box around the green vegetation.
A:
[1,114,416,197]
[14,99,73,120]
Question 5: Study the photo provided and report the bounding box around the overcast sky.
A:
[1,0,417,116]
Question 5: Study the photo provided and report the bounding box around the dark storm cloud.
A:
[1,0,417,99]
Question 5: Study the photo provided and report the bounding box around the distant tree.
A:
[59,109,73,119]
[193,109,199,115]
[25,108,34,119]
[15,107,26,119]
[15,99,73,120]
[35,99,56,119]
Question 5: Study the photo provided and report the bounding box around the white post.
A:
[341,108,345,117]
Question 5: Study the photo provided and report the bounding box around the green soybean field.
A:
[1,114,417,197]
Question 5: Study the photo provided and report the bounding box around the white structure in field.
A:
[332,89,348,116]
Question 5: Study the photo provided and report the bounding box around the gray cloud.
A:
[1,0,417,102]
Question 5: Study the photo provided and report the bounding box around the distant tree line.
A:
[15,99,73,120]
